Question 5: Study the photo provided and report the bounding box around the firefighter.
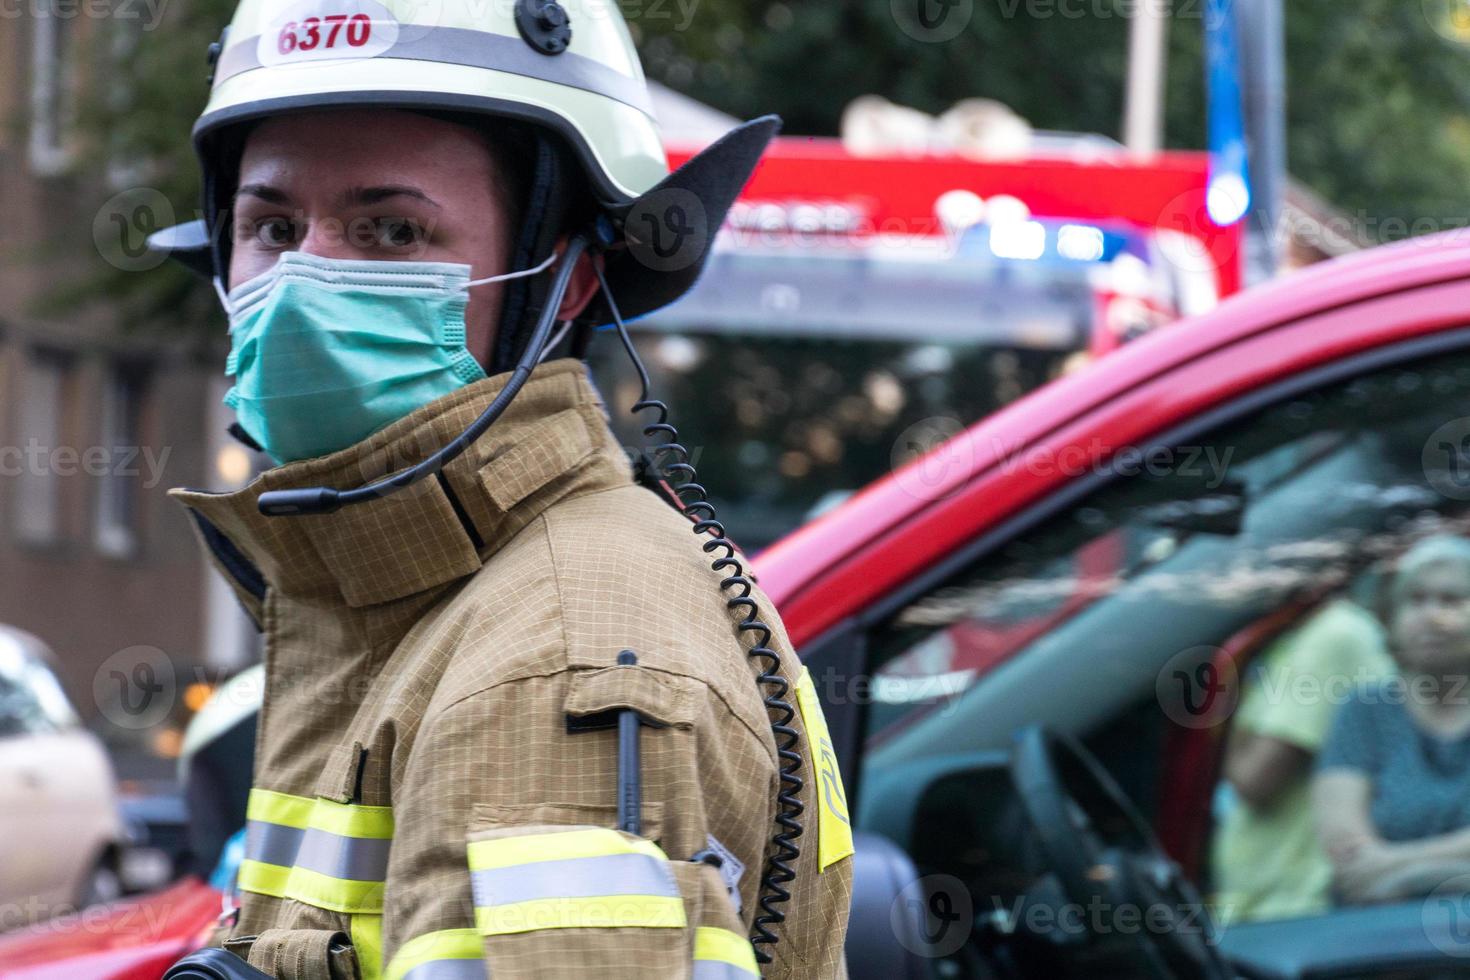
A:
[148,1,854,978]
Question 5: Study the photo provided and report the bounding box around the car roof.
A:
[754,230,1470,616]
[0,623,56,665]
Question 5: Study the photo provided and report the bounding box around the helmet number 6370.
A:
[278,14,372,56]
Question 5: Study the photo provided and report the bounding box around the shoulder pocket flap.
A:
[314,740,367,804]
[470,801,665,840]
[480,407,594,512]
[564,665,700,730]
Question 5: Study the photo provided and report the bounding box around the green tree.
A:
[15,0,236,333]
[1283,1,1470,235]
[639,0,1470,238]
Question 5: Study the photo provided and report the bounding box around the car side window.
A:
[857,346,1470,920]
[0,675,42,738]
[0,649,71,738]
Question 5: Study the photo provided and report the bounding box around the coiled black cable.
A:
[595,264,805,965]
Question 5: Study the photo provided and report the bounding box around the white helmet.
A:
[150,0,778,365]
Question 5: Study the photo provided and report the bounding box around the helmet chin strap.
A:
[255,233,591,518]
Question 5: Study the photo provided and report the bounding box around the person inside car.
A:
[1210,596,1391,922]
[1314,535,1470,904]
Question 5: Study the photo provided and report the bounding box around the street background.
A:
[4,0,1470,925]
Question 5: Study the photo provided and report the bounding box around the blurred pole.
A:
[1236,0,1286,283]
[1123,0,1169,153]
[1205,0,1251,298]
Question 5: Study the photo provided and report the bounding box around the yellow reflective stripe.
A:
[247,789,313,829]
[384,929,482,980]
[795,666,856,871]
[246,788,394,839]
[239,859,387,914]
[467,828,666,871]
[694,926,760,974]
[240,788,394,915]
[352,914,383,980]
[283,865,387,914]
[238,859,290,898]
[309,797,395,839]
[474,895,686,936]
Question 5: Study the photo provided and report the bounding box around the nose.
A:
[1417,600,1463,634]
[297,215,371,261]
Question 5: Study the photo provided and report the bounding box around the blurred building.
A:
[0,10,255,773]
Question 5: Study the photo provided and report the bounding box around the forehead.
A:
[1406,560,1470,592]
[237,109,498,188]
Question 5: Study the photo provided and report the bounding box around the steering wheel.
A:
[1008,725,1232,980]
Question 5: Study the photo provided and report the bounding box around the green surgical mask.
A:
[218,250,557,465]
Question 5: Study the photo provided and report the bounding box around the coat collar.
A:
[172,359,633,609]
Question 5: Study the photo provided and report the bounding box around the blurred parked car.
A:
[9,233,1470,976]
[0,626,126,929]
[116,779,191,893]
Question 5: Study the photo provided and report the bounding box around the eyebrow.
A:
[233,183,442,210]
[235,182,291,206]
[345,185,442,210]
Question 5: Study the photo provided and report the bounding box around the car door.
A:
[834,326,1470,974]
[22,652,116,911]
[0,649,58,918]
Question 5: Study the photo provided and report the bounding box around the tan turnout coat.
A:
[172,359,853,980]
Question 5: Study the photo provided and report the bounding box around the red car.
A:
[9,232,1470,978]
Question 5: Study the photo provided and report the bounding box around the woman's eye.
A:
[255,217,297,248]
[377,218,425,249]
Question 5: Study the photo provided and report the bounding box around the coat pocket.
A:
[241,928,361,980]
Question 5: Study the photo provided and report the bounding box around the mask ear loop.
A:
[465,250,559,288]
[468,250,565,363]
[538,320,574,364]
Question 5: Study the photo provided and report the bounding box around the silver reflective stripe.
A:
[694,963,760,980]
[294,826,393,882]
[244,819,390,882]
[245,819,305,868]
[214,27,655,117]
[470,852,676,908]
[401,961,487,980]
